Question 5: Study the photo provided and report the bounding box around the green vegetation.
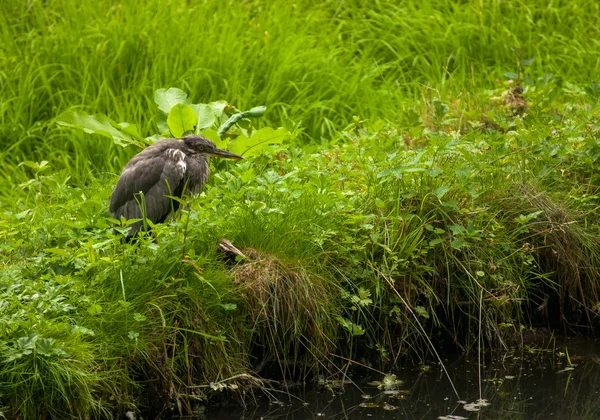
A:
[1,0,600,418]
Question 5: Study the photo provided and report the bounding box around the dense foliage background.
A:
[1,0,600,418]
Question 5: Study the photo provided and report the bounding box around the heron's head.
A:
[182,136,243,160]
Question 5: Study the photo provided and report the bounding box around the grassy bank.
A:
[3,79,600,417]
[2,0,600,418]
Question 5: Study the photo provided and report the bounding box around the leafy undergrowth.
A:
[2,80,600,418]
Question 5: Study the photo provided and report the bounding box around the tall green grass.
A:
[1,0,599,179]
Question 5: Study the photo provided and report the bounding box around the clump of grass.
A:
[232,249,338,378]
[0,330,122,419]
[520,185,600,323]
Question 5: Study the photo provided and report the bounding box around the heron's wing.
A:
[110,149,187,225]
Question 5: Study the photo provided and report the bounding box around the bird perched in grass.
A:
[110,135,242,241]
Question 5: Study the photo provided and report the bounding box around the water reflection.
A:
[184,338,600,419]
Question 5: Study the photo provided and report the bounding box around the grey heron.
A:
[110,135,242,241]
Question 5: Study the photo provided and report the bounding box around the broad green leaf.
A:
[435,186,451,199]
[201,128,229,149]
[229,134,251,156]
[167,103,198,138]
[196,103,216,131]
[228,127,287,157]
[145,134,165,144]
[243,127,288,156]
[154,87,190,114]
[44,248,71,257]
[433,98,449,119]
[210,100,228,118]
[56,110,145,148]
[243,105,267,118]
[117,122,143,139]
[515,211,543,225]
[450,238,469,249]
[157,119,169,134]
[87,304,103,315]
[449,225,465,235]
[401,167,425,173]
[72,326,95,336]
[217,105,267,137]
[520,57,535,66]
[427,167,443,177]
[18,160,49,171]
[336,316,365,336]
[414,306,429,319]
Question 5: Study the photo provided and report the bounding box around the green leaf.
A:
[515,211,543,225]
[117,122,142,139]
[196,103,217,131]
[209,100,228,118]
[118,300,131,308]
[402,167,426,173]
[450,238,469,249]
[504,72,519,79]
[43,248,70,257]
[434,186,451,199]
[157,119,169,134]
[242,127,288,156]
[217,105,267,137]
[87,304,103,315]
[449,225,465,235]
[154,87,190,114]
[433,98,449,120]
[167,103,198,138]
[427,167,443,177]
[219,303,237,311]
[350,288,373,307]
[15,209,31,219]
[336,316,365,336]
[202,128,229,149]
[72,326,95,336]
[56,110,145,148]
[229,127,290,156]
[18,160,49,171]
[520,57,535,66]
[414,306,429,319]
[229,134,251,156]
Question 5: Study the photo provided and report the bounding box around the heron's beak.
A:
[211,148,243,160]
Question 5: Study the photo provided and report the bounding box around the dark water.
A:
[189,338,600,420]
